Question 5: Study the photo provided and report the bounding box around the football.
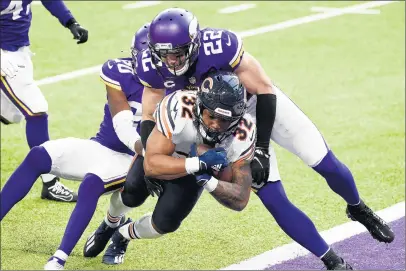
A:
[196,144,233,183]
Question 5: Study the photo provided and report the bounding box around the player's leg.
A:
[0,47,77,202]
[252,146,350,269]
[0,145,52,220]
[270,85,394,243]
[44,139,133,270]
[0,90,24,124]
[102,175,203,265]
[83,155,149,258]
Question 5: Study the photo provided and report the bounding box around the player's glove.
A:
[195,173,212,187]
[0,49,24,78]
[250,147,270,186]
[144,176,163,197]
[66,18,89,44]
[189,143,229,175]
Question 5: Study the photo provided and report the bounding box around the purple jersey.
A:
[91,58,144,156]
[135,27,244,92]
[0,0,73,51]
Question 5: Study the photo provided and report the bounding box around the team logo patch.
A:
[164,80,176,88]
[201,77,213,93]
[189,76,196,84]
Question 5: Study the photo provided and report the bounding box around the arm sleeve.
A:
[41,0,74,27]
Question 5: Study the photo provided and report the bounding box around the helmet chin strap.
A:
[198,125,216,143]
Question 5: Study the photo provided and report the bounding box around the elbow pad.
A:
[112,110,140,153]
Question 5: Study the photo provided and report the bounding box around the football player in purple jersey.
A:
[128,8,391,270]
[0,0,88,202]
[0,23,149,270]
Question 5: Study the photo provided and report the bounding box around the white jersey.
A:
[154,90,256,164]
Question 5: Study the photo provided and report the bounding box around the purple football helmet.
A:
[131,23,150,63]
[148,8,200,76]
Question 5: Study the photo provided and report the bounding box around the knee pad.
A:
[120,157,149,208]
[120,185,148,208]
[151,213,181,234]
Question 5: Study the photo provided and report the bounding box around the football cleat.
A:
[102,218,133,265]
[324,258,353,270]
[346,200,395,243]
[83,216,126,257]
[44,256,65,270]
[41,177,78,202]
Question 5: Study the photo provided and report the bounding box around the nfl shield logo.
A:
[189,77,196,84]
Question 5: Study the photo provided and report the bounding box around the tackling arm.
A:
[235,52,276,149]
[107,85,142,154]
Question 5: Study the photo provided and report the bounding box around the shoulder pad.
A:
[100,58,134,91]
[228,114,256,163]
[201,28,244,71]
[154,91,197,141]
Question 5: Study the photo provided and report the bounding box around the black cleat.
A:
[322,249,353,270]
[84,216,126,258]
[346,200,394,243]
[102,218,133,265]
[325,258,353,270]
[41,177,78,202]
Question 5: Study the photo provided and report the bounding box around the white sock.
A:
[104,191,132,228]
[53,250,68,262]
[119,213,162,240]
[41,173,56,184]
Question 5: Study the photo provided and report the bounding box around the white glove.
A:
[0,50,24,78]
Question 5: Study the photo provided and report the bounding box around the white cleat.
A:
[44,257,65,270]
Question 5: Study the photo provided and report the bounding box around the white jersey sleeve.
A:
[221,114,257,164]
[154,90,198,145]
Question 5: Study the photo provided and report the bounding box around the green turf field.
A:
[1,1,404,270]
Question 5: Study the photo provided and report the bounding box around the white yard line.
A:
[221,201,405,270]
[122,1,162,10]
[218,3,256,14]
[311,6,381,15]
[237,0,396,38]
[36,0,398,87]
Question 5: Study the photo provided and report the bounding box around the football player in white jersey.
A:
[133,7,392,270]
[83,71,256,265]
[1,0,88,202]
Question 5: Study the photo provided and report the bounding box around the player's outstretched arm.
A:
[235,52,277,182]
[106,85,141,154]
[208,159,252,211]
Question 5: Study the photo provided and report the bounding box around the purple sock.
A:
[313,150,360,205]
[25,114,50,148]
[257,181,329,257]
[57,173,105,256]
[0,146,51,220]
